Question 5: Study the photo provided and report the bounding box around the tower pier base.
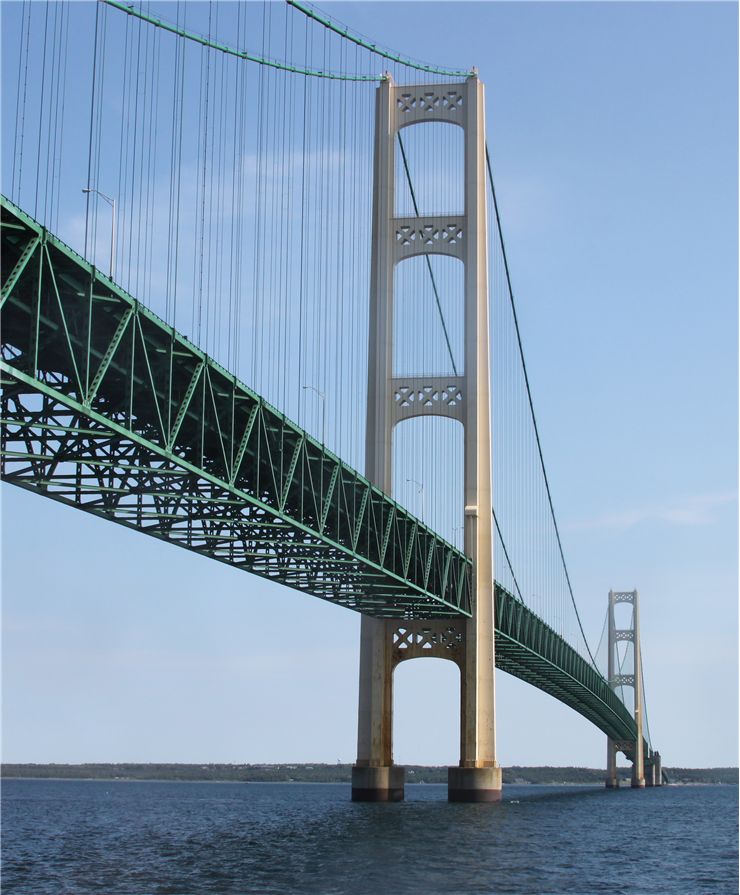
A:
[448,766,502,802]
[644,753,656,787]
[351,765,405,802]
[653,751,663,786]
[354,75,500,804]
[606,735,619,788]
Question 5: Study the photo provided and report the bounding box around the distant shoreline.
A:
[2,764,737,786]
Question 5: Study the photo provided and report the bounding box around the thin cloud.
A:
[568,491,737,532]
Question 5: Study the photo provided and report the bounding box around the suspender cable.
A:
[82,3,101,254]
[397,132,458,376]
[493,509,523,603]
[286,0,471,78]
[33,0,50,219]
[11,0,28,201]
[101,0,378,81]
[640,648,653,749]
[486,143,597,668]
[400,134,524,592]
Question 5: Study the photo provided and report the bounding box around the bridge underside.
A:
[0,196,471,620]
[494,587,642,759]
[1,196,641,755]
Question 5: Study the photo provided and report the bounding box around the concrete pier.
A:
[644,754,656,787]
[351,766,405,802]
[653,751,663,786]
[606,737,620,788]
[448,766,503,802]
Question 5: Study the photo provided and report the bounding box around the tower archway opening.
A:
[393,657,461,770]
[392,415,464,547]
[394,120,464,217]
[393,254,464,379]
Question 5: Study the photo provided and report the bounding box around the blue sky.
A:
[2,1,737,768]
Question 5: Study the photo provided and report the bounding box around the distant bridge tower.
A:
[605,589,646,788]
[645,748,662,787]
[351,73,502,802]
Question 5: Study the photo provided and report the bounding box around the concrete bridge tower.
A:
[606,589,649,788]
[351,74,502,802]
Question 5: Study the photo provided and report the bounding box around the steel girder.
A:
[0,196,643,752]
[495,585,644,757]
[0,196,471,618]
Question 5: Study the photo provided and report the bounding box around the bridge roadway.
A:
[0,195,643,759]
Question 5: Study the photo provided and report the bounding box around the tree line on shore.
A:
[1,763,736,785]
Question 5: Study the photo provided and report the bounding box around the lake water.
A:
[2,779,737,894]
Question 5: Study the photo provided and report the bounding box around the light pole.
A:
[82,187,116,279]
[406,477,425,523]
[302,384,326,445]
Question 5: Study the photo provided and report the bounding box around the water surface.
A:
[2,779,737,894]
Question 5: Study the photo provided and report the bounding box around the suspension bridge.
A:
[1,0,663,801]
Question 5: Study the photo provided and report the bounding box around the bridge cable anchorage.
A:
[99,0,380,81]
[285,0,473,79]
[485,143,597,668]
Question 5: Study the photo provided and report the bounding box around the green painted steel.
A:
[495,585,644,759]
[0,195,642,754]
[0,196,471,619]
[102,0,380,82]
[286,0,473,79]
[103,0,471,82]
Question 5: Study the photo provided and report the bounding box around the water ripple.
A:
[2,780,737,894]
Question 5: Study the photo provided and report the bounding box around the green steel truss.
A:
[0,196,471,618]
[0,196,642,753]
[495,585,643,758]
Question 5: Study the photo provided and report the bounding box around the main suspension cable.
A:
[486,143,597,668]
[287,0,472,78]
[493,509,524,602]
[396,132,458,376]
[398,129,523,599]
[101,0,380,81]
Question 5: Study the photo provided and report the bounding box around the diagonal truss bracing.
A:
[0,196,471,619]
[0,196,643,751]
[494,586,643,757]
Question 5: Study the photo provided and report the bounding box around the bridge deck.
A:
[0,196,471,619]
[495,586,641,754]
[0,196,641,754]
